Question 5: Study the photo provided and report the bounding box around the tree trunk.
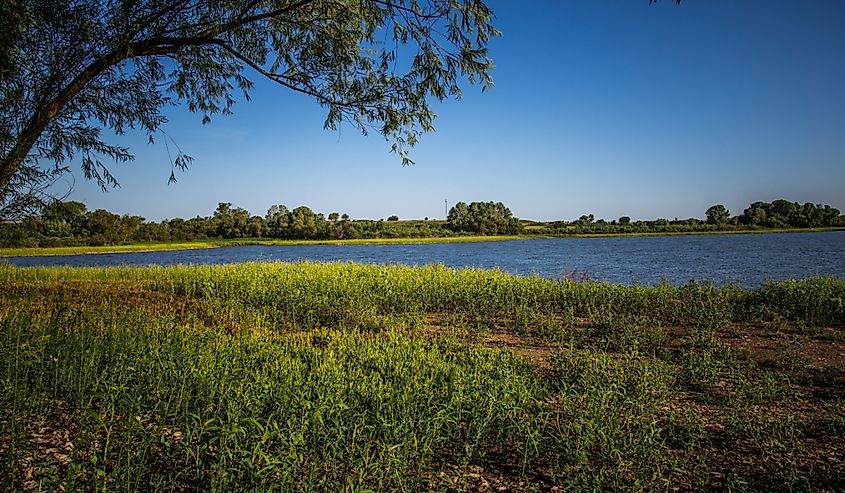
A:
[0,48,130,192]
[0,123,41,188]
[0,0,314,193]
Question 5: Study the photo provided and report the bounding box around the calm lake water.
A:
[5,232,844,288]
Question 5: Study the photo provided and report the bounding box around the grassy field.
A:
[0,235,526,257]
[1,263,843,491]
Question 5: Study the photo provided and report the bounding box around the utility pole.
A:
[444,199,448,219]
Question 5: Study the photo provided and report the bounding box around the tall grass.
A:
[1,308,545,491]
[2,263,840,328]
[1,263,843,491]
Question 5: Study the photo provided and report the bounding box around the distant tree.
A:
[387,215,399,221]
[737,199,842,228]
[341,213,350,222]
[577,214,594,225]
[186,216,215,239]
[265,204,291,237]
[37,217,72,239]
[246,216,268,238]
[133,220,172,242]
[821,205,841,226]
[741,202,768,226]
[85,210,119,245]
[618,216,631,225]
[326,214,342,239]
[705,204,730,225]
[447,202,471,231]
[447,201,520,235]
[770,199,798,220]
[42,200,88,236]
[86,209,143,245]
[288,206,320,239]
[214,202,250,238]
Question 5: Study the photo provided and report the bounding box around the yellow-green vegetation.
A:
[0,235,526,257]
[0,242,217,257]
[1,263,844,491]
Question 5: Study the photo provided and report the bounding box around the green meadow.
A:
[1,263,843,491]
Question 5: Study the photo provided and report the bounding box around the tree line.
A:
[0,201,521,247]
[530,200,842,235]
[0,199,840,248]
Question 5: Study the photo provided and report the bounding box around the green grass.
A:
[1,263,843,491]
[0,241,217,257]
[0,235,528,257]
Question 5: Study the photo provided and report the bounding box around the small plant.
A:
[678,329,734,391]
[592,314,667,355]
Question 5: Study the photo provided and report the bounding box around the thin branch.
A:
[210,39,385,108]
[129,0,195,39]
[158,0,314,38]
[370,0,447,21]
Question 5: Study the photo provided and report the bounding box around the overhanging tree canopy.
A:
[0,0,498,203]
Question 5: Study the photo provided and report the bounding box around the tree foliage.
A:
[213,202,251,238]
[2,196,839,248]
[1,198,519,247]
[740,200,841,229]
[705,204,729,225]
[0,0,498,199]
[535,199,842,236]
[447,201,521,235]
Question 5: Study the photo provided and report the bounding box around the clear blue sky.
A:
[66,0,845,222]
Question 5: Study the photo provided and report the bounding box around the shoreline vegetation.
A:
[0,235,524,257]
[1,198,842,257]
[1,263,843,491]
[1,227,843,257]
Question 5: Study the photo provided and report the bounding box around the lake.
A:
[5,231,844,288]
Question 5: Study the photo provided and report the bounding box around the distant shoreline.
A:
[0,235,524,257]
[1,228,841,258]
[544,226,844,239]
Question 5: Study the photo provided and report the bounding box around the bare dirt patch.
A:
[421,314,554,369]
[0,281,237,331]
[718,324,845,369]
[483,333,553,369]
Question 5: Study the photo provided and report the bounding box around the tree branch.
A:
[209,39,364,107]
[1,0,318,188]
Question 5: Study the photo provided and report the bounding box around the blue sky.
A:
[66,0,845,222]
